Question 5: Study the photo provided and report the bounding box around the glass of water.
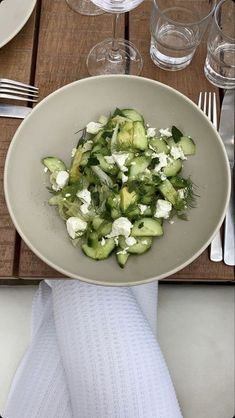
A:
[66,0,103,16]
[86,0,144,75]
[204,0,235,89]
[150,0,216,71]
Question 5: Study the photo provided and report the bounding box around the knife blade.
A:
[219,89,235,266]
[0,104,32,119]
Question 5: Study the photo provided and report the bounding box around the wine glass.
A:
[66,0,103,16]
[86,0,144,75]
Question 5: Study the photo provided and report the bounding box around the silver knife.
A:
[0,104,32,119]
[219,89,235,266]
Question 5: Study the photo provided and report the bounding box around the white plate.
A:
[0,0,37,49]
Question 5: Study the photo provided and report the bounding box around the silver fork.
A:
[0,78,38,102]
[198,92,223,262]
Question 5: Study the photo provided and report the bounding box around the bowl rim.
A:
[4,75,231,285]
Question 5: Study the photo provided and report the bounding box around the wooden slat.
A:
[18,0,125,278]
[0,11,37,278]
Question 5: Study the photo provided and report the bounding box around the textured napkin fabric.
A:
[4,280,182,418]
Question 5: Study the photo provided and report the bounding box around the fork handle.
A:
[210,231,223,262]
[224,166,235,266]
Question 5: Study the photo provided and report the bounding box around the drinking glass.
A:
[204,0,235,89]
[150,0,216,71]
[86,0,144,75]
[66,0,103,16]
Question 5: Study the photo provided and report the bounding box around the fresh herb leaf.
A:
[149,157,160,170]
[113,108,124,117]
[172,126,183,143]
[128,180,140,193]
[87,156,99,167]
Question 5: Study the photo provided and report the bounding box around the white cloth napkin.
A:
[4,280,182,418]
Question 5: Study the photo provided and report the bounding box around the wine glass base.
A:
[66,0,104,16]
[87,38,143,75]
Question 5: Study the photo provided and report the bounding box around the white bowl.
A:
[4,76,230,285]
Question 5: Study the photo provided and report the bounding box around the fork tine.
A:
[0,93,38,103]
[0,78,38,91]
[198,92,202,108]
[208,92,211,120]
[212,92,217,129]
[0,87,38,98]
[203,92,207,114]
[0,83,39,95]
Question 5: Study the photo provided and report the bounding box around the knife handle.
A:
[224,166,235,266]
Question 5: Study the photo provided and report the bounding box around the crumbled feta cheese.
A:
[154,153,168,172]
[159,172,167,181]
[86,121,103,134]
[55,171,69,189]
[121,173,128,183]
[154,199,172,219]
[159,128,172,138]
[142,240,148,245]
[125,236,137,246]
[66,217,87,239]
[44,166,48,173]
[146,127,156,138]
[170,146,187,160]
[108,217,133,238]
[71,148,77,158]
[114,237,119,246]
[138,204,148,214]
[112,153,129,172]
[82,140,93,152]
[65,193,71,197]
[104,155,115,165]
[169,220,174,224]
[101,237,106,246]
[76,189,91,206]
[77,189,91,215]
[116,248,128,255]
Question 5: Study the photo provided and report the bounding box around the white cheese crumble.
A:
[116,248,128,255]
[55,171,69,189]
[104,155,115,165]
[121,173,128,184]
[86,121,103,134]
[112,153,129,172]
[101,237,106,246]
[76,189,91,215]
[125,236,137,246]
[71,148,77,158]
[159,128,172,138]
[138,204,148,214]
[65,193,71,197]
[108,217,133,238]
[146,127,156,138]
[153,153,168,172]
[66,217,87,239]
[154,199,172,219]
[170,146,187,160]
[82,140,93,152]
[44,166,48,173]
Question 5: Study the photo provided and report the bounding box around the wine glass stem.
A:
[109,14,122,61]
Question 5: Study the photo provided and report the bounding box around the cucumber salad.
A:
[42,108,196,268]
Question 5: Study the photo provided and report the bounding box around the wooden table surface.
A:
[0,0,234,283]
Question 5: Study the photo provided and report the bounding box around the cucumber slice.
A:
[129,156,150,179]
[133,121,148,150]
[158,179,178,205]
[117,121,134,149]
[96,154,118,175]
[92,216,104,231]
[149,137,169,154]
[163,159,182,177]
[69,148,83,183]
[121,109,144,122]
[116,251,129,268]
[131,218,163,237]
[48,194,64,205]
[97,221,112,238]
[178,136,196,155]
[42,157,66,173]
[119,236,152,254]
[79,151,91,167]
[82,238,115,260]
[120,187,137,212]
